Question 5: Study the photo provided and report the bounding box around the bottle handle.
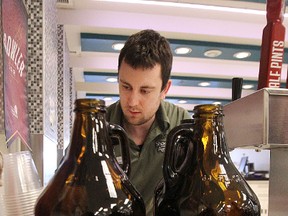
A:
[109,123,131,176]
[163,120,197,188]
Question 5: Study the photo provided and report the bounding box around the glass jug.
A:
[35,99,146,216]
[155,104,261,216]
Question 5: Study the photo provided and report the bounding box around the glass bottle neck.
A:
[194,112,228,156]
[70,110,111,156]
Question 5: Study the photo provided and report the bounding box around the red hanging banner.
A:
[1,0,31,149]
[257,0,286,89]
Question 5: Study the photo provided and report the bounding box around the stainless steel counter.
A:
[224,88,288,216]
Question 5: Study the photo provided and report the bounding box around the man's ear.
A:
[161,80,172,99]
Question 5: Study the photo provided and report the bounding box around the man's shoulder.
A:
[106,101,118,113]
[160,100,191,124]
[106,101,121,123]
[161,100,190,116]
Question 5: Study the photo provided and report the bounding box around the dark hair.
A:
[118,29,173,91]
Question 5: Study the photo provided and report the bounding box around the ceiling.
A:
[56,0,288,111]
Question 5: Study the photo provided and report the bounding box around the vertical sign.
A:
[1,0,30,149]
[257,0,286,89]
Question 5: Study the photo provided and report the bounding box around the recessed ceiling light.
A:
[204,49,222,58]
[242,84,254,89]
[233,51,251,59]
[213,101,222,105]
[112,42,125,51]
[198,82,211,87]
[175,47,192,55]
[103,97,113,101]
[178,99,187,104]
[106,77,118,82]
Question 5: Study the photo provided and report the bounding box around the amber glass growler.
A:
[155,104,261,216]
[35,99,145,216]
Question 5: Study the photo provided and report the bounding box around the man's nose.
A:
[128,90,140,107]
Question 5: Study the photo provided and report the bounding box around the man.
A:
[106,29,191,215]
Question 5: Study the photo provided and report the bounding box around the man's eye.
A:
[122,85,130,90]
[141,89,150,94]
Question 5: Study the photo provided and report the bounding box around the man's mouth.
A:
[128,110,140,115]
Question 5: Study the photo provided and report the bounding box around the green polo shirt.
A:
[106,100,191,216]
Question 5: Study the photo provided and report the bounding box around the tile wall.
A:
[0,0,73,180]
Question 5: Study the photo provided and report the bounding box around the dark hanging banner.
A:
[1,0,31,149]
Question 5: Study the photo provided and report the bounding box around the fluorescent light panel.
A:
[93,0,287,16]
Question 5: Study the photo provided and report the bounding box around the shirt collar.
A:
[108,100,170,132]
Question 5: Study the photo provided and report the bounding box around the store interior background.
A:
[60,0,286,181]
[58,0,280,176]
[0,1,286,212]
[57,0,278,177]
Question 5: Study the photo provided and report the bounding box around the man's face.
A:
[118,61,169,126]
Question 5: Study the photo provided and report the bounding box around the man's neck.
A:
[123,116,155,146]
